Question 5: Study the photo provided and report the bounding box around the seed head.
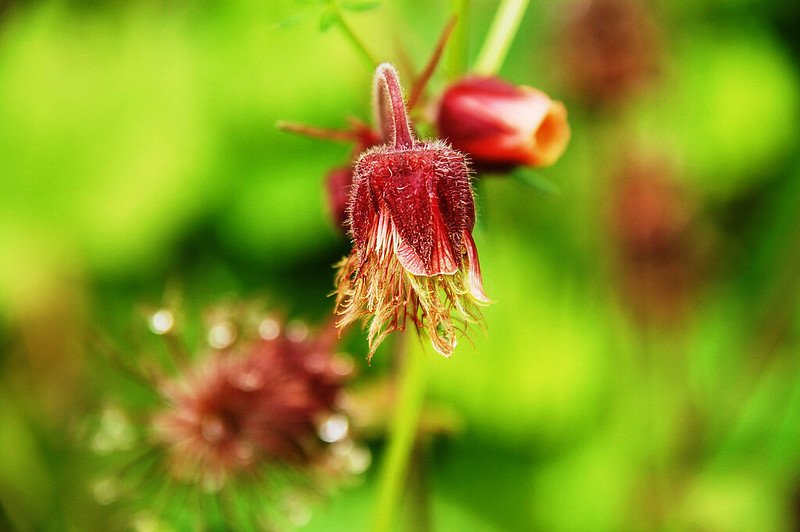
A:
[153,316,352,488]
[93,305,362,528]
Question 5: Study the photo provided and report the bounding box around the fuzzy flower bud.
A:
[335,63,489,359]
[436,76,571,169]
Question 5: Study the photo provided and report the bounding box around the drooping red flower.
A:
[436,76,570,169]
[335,63,489,359]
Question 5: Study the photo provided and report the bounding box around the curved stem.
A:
[409,16,458,110]
[373,334,428,532]
[374,63,415,149]
[473,0,530,75]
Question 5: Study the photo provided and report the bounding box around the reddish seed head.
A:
[437,76,570,169]
[152,317,352,489]
[336,64,489,359]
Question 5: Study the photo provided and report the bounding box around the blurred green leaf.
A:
[679,472,788,530]
[319,8,340,32]
[275,10,314,29]
[423,227,610,448]
[341,0,382,12]
[431,443,537,530]
[633,24,799,198]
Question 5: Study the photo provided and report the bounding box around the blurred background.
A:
[1,0,800,529]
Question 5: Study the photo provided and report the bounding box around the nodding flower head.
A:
[335,63,489,360]
[436,76,570,169]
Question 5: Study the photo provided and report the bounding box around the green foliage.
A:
[2,0,800,530]
[634,23,799,198]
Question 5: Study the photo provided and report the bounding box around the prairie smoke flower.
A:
[95,306,364,527]
[335,63,489,359]
[436,76,571,169]
[153,315,353,489]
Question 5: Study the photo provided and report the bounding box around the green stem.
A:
[373,334,428,532]
[407,442,431,532]
[444,0,470,79]
[473,0,530,75]
[335,12,379,71]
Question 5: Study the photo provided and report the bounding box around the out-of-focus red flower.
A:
[436,76,571,169]
[557,0,660,109]
[151,313,355,490]
[335,63,489,359]
[278,119,379,233]
[326,166,356,230]
[325,123,380,232]
[93,305,369,528]
[611,156,701,327]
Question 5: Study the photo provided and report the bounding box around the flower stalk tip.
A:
[373,63,415,149]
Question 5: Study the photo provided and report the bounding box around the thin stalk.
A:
[406,442,431,532]
[276,121,362,143]
[373,334,428,532]
[408,16,458,109]
[473,0,530,76]
[335,11,380,71]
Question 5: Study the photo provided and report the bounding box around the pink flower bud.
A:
[335,64,489,359]
[436,76,570,168]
